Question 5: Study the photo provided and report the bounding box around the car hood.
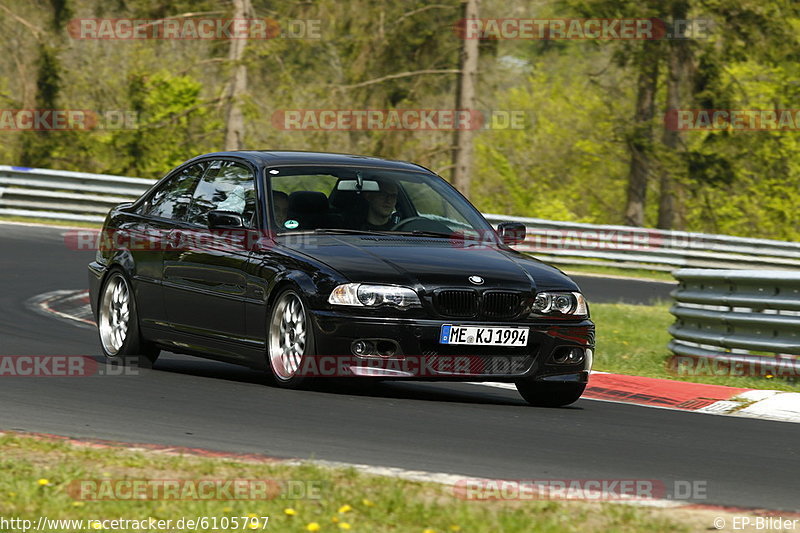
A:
[280,235,579,293]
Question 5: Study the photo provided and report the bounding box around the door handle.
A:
[166,229,182,250]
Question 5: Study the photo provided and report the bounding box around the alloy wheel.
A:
[268,291,308,380]
[99,273,130,356]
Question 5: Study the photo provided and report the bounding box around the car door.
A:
[127,161,207,330]
[161,159,258,356]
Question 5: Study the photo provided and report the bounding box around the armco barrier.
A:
[482,214,800,271]
[1,165,799,271]
[668,269,800,376]
[0,165,154,223]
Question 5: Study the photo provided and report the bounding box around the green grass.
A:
[0,215,103,228]
[0,432,742,533]
[561,264,676,282]
[592,302,800,392]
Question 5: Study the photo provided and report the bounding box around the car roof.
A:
[185,150,433,173]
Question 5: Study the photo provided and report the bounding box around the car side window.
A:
[185,160,256,227]
[142,163,206,220]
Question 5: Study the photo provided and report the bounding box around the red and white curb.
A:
[479,374,800,423]
[31,289,800,424]
[26,289,95,328]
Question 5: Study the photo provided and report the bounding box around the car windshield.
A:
[267,166,497,241]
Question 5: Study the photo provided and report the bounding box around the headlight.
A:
[328,283,421,309]
[531,291,587,316]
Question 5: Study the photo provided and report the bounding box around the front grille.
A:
[483,291,522,319]
[435,290,477,317]
[434,289,524,319]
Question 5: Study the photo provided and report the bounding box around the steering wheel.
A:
[391,216,427,231]
[391,216,453,233]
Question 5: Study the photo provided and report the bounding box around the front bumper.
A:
[309,309,594,382]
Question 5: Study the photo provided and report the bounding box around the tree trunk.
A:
[624,42,659,227]
[656,45,681,229]
[657,1,690,230]
[224,0,251,151]
[451,0,479,197]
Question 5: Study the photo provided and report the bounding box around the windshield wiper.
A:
[395,230,496,241]
[388,230,457,239]
[311,228,395,236]
[295,228,493,243]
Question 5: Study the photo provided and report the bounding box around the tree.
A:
[223,0,252,151]
[16,0,71,167]
[451,0,479,197]
[623,40,659,226]
[655,12,690,230]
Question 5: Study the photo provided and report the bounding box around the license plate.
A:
[439,325,529,347]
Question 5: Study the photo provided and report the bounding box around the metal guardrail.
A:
[0,165,154,223]
[1,165,799,271]
[668,269,800,375]
[482,214,800,271]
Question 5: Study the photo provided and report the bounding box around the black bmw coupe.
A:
[88,151,594,406]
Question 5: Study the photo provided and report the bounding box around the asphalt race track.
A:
[1,223,797,511]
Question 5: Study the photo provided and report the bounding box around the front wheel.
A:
[267,288,315,388]
[515,380,586,407]
[97,270,159,367]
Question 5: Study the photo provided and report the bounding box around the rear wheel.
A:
[267,288,315,388]
[97,270,159,367]
[515,380,586,407]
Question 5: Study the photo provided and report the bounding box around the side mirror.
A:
[208,210,245,230]
[497,222,527,246]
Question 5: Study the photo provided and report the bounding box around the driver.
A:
[361,180,398,231]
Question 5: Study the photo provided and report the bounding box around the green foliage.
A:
[472,53,630,223]
[110,71,222,178]
[19,44,62,167]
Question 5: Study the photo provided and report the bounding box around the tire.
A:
[515,380,586,407]
[266,288,315,388]
[97,269,160,368]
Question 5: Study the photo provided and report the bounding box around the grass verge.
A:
[592,302,800,392]
[0,432,769,533]
[561,264,676,282]
[0,215,103,229]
